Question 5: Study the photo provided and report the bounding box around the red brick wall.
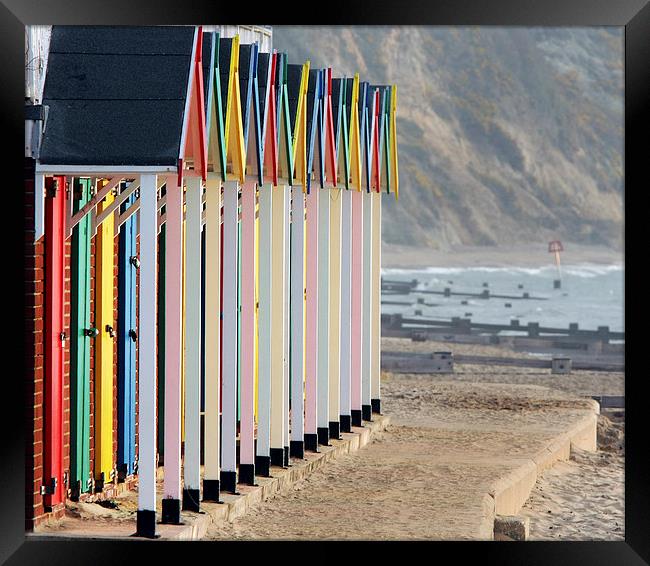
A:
[24,158,45,530]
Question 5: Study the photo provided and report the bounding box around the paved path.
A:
[206,376,598,540]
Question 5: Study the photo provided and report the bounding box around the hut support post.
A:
[290,186,306,458]
[339,188,353,432]
[304,186,319,451]
[350,189,363,426]
[328,187,342,440]
[181,176,203,512]
[136,173,159,538]
[202,173,222,501]
[371,191,381,414]
[221,180,239,492]
[270,185,287,466]
[317,187,330,445]
[161,176,183,523]
[239,180,257,484]
[283,186,290,466]
[255,183,273,475]
[361,190,373,422]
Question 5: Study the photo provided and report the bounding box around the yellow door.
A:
[95,183,115,486]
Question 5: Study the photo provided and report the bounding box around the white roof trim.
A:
[35,164,177,175]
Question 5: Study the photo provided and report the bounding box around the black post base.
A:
[270,448,285,467]
[290,440,304,459]
[371,398,381,414]
[161,498,181,524]
[317,427,330,446]
[304,434,319,452]
[351,410,363,427]
[220,471,238,494]
[202,479,221,502]
[135,510,159,538]
[362,405,373,422]
[69,480,81,501]
[182,488,200,512]
[340,415,352,433]
[329,421,341,440]
[284,446,290,467]
[239,464,256,486]
[117,463,128,482]
[255,455,271,477]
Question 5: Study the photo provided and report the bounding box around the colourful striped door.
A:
[70,177,92,497]
[117,189,137,477]
[43,175,66,508]
[95,187,116,488]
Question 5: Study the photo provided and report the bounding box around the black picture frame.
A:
[4,1,644,563]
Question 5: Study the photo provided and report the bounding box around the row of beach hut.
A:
[27,25,398,537]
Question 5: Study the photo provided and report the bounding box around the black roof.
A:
[219,37,233,127]
[202,31,215,117]
[286,63,303,138]
[257,52,271,129]
[239,44,254,140]
[331,78,343,151]
[305,69,319,160]
[39,26,196,167]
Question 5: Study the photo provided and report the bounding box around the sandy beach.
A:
[201,338,623,541]
[383,337,625,541]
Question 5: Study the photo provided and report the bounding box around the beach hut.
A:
[339,75,364,433]
[313,69,339,446]
[200,30,226,503]
[286,59,310,459]
[253,49,278,476]
[266,52,290,466]
[36,25,207,537]
[303,67,326,451]
[238,41,261,486]
[218,34,247,494]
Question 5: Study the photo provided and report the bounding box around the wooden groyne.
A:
[381,351,624,373]
[381,278,547,300]
[382,313,624,343]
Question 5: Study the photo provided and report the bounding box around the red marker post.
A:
[548,240,563,289]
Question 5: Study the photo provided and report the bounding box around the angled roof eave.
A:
[262,51,279,186]
[178,26,208,186]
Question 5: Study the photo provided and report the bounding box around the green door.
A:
[70,178,92,497]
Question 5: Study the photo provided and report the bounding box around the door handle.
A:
[128,329,137,343]
[84,327,99,338]
[106,325,115,338]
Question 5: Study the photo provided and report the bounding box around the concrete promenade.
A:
[30,374,600,540]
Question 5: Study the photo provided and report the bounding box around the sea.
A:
[380,264,624,336]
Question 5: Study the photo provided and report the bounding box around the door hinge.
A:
[40,477,57,496]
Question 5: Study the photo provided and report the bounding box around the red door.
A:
[43,175,65,508]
